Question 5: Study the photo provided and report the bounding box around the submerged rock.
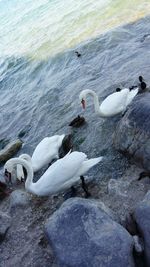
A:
[18,124,31,139]
[134,190,150,266]
[0,139,23,163]
[114,93,150,171]
[0,211,11,242]
[45,198,134,267]
[0,138,10,150]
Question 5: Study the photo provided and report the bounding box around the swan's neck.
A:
[19,154,32,163]
[7,158,34,193]
[84,89,101,115]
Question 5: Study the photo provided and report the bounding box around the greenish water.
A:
[0,0,150,59]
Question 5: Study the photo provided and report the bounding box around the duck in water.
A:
[138,76,148,93]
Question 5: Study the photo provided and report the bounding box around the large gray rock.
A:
[134,191,150,266]
[0,139,22,163]
[45,198,134,267]
[0,211,11,242]
[114,93,150,171]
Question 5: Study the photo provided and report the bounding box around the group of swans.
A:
[4,79,144,198]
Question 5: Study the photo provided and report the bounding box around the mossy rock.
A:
[0,139,23,163]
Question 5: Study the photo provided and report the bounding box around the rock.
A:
[123,213,138,236]
[45,198,134,267]
[0,211,11,242]
[0,139,23,163]
[133,235,144,255]
[0,138,10,150]
[18,124,31,139]
[9,189,31,210]
[18,130,27,138]
[134,190,150,265]
[114,93,150,171]
[108,179,128,197]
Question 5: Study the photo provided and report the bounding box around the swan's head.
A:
[4,160,14,184]
[79,91,86,109]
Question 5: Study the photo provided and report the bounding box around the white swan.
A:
[17,134,65,180]
[4,151,103,196]
[79,88,138,117]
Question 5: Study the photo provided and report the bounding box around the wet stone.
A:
[0,139,23,163]
[45,197,134,267]
[134,190,150,266]
[114,93,150,172]
[9,189,31,210]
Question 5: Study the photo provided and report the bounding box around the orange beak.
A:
[81,99,85,109]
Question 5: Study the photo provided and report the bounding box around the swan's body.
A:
[79,88,138,117]
[4,152,103,196]
[17,134,65,180]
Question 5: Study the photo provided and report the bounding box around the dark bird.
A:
[116,88,121,92]
[75,51,81,57]
[139,76,143,83]
[59,134,73,158]
[69,115,85,128]
[138,76,147,92]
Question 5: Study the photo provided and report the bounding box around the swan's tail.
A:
[58,134,65,146]
[126,88,138,106]
[77,156,103,176]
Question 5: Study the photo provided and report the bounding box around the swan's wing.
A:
[32,135,65,171]
[34,152,87,195]
[100,89,129,116]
